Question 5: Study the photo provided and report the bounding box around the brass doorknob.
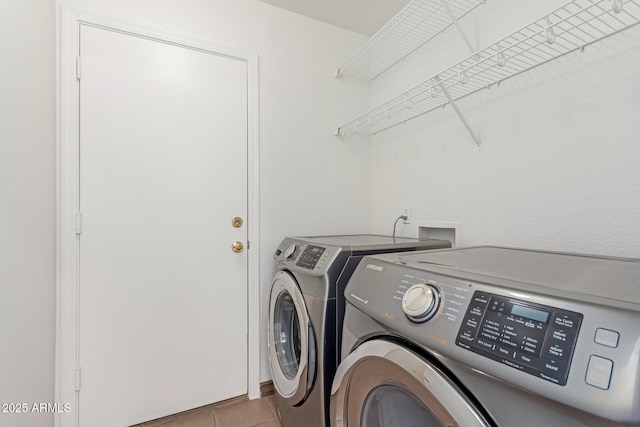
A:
[232,241,244,253]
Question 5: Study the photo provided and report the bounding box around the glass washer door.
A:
[331,340,494,427]
[268,270,313,404]
[362,384,445,426]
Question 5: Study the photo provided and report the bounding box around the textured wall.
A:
[369,0,640,258]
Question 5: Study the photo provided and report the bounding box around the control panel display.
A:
[456,291,582,385]
[296,245,325,270]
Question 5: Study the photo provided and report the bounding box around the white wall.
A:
[1,1,369,426]
[369,0,640,258]
[0,0,56,426]
[58,0,372,397]
[56,0,371,387]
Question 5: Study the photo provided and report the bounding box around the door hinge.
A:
[75,367,81,391]
[75,212,82,234]
[76,57,81,80]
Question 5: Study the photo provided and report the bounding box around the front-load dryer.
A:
[268,235,451,427]
[332,246,640,426]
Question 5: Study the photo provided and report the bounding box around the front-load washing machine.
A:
[332,246,640,426]
[268,235,451,427]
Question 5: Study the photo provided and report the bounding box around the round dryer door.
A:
[330,340,494,427]
[268,271,316,405]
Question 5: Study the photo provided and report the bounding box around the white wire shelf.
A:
[335,0,486,80]
[335,0,640,141]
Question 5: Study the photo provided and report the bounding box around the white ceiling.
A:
[257,0,411,36]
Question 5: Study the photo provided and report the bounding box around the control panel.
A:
[457,291,583,385]
[295,245,326,270]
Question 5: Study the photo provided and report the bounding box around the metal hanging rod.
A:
[335,0,640,144]
[335,0,486,80]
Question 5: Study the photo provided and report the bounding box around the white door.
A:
[77,24,248,426]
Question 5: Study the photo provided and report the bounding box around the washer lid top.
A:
[293,234,450,251]
[391,246,640,304]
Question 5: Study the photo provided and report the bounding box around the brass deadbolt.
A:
[232,241,244,253]
[232,217,243,228]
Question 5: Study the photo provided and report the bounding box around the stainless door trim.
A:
[331,340,493,427]
[268,270,311,404]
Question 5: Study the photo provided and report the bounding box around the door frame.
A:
[55,7,261,426]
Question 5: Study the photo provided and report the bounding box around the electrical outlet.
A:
[401,205,411,224]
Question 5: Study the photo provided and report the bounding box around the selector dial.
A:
[402,283,441,323]
[283,244,299,260]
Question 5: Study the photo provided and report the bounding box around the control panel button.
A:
[472,293,491,306]
[551,328,569,343]
[586,355,614,390]
[542,341,572,360]
[551,312,580,330]
[594,328,620,348]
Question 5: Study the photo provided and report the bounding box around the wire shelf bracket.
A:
[435,76,482,149]
[441,0,479,55]
[335,0,640,148]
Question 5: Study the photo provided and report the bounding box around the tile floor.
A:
[132,394,281,427]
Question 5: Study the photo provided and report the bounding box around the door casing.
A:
[55,7,260,426]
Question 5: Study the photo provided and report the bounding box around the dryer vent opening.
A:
[419,224,459,248]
